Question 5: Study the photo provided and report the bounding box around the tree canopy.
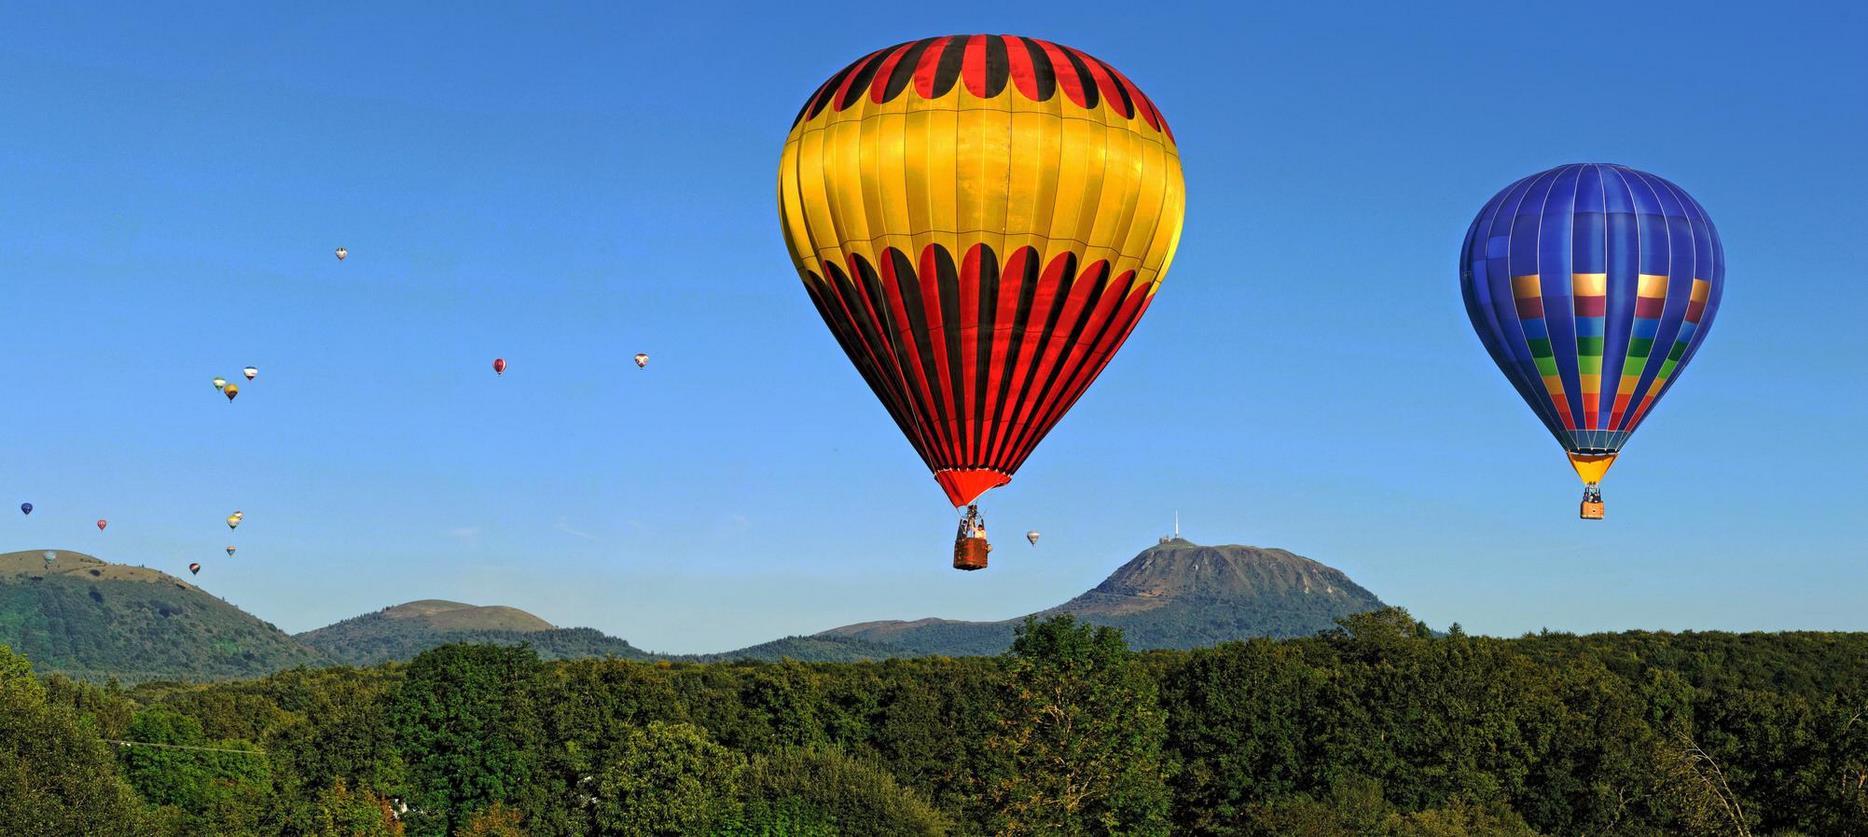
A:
[3,610,1864,834]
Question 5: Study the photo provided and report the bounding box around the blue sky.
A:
[2,2,1863,652]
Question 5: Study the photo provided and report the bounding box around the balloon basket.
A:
[953,537,990,571]
[1579,484,1605,520]
[952,504,991,571]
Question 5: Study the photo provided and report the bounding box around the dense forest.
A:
[3,609,1864,835]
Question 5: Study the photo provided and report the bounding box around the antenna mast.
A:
[1174,511,1180,539]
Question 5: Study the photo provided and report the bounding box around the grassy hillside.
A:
[0,550,325,681]
[375,599,556,632]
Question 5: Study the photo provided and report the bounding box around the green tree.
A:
[1160,638,1322,831]
[592,721,745,835]
[265,667,407,817]
[736,746,947,836]
[392,644,545,835]
[459,801,526,836]
[866,656,1004,827]
[987,616,1172,834]
[0,644,149,836]
[308,777,403,836]
[116,706,272,833]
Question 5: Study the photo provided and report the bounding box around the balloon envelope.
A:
[227,514,241,530]
[1460,164,1723,485]
[213,377,227,391]
[188,563,201,575]
[243,366,258,381]
[334,247,348,261]
[224,384,239,402]
[492,358,506,375]
[96,519,107,531]
[633,353,649,369]
[778,35,1186,507]
[19,503,30,516]
[226,546,237,557]
[1026,530,1040,546]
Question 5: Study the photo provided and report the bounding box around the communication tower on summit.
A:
[1160,512,1181,544]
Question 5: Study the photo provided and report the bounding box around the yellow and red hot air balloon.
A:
[778,35,1185,570]
[224,384,239,402]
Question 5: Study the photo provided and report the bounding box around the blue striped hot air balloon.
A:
[1460,164,1724,519]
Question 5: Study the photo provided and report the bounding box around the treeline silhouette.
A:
[3,608,1864,835]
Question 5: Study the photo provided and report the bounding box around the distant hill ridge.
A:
[2,539,1390,677]
[2,549,197,587]
[378,599,556,632]
[296,598,648,665]
[815,539,1387,655]
[0,550,325,681]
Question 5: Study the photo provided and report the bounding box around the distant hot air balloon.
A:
[492,358,507,376]
[1026,530,1041,546]
[1461,164,1723,520]
[243,366,258,381]
[633,353,649,369]
[334,247,348,261]
[188,563,201,575]
[96,519,108,531]
[213,377,228,391]
[224,384,239,402]
[42,551,56,569]
[227,514,242,530]
[226,546,237,557]
[778,35,1185,570]
[19,503,31,516]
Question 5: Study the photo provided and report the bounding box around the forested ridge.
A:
[0,571,328,682]
[4,609,1864,835]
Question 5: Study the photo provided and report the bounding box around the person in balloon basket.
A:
[953,506,991,571]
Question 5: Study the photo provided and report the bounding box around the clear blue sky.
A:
[3,3,1863,652]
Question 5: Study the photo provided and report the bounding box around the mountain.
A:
[0,550,326,681]
[815,539,1387,656]
[297,599,651,665]
[5,539,1387,677]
